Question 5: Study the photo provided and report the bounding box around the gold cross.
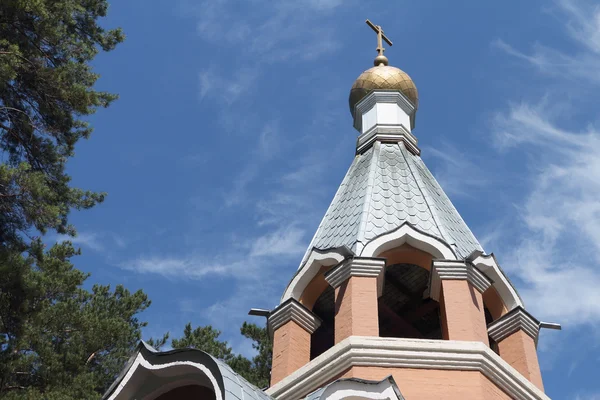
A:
[366,19,393,56]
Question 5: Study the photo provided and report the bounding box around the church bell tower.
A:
[265,20,554,400]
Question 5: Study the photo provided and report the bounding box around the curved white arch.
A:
[281,248,348,303]
[321,378,403,400]
[470,253,524,311]
[106,353,222,400]
[360,223,457,260]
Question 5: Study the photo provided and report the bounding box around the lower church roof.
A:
[102,341,273,400]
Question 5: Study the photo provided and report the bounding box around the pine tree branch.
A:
[86,350,99,364]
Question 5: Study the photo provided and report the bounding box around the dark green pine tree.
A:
[168,322,273,389]
[0,240,151,399]
[0,0,124,250]
[0,1,154,398]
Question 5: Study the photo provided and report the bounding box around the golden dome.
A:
[349,64,419,116]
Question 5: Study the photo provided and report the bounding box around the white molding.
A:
[430,260,493,301]
[488,308,540,343]
[266,336,549,400]
[470,253,524,311]
[360,222,457,260]
[355,125,420,155]
[325,257,386,296]
[268,299,321,335]
[354,91,416,132]
[106,353,222,400]
[281,248,348,303]
[321,378,403,400]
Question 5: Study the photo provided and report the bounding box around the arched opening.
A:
[485,307,499,354]
[378,263,442,339]
[154,385,215,400]
[310,285,335,360]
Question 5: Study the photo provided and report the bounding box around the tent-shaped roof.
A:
[301,141,482,267]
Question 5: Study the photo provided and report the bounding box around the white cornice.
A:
[265,336,549,400]
[430,260,493,301]
[324,257,386,296]
[355,125,420,155]
[488,307,540,343]
[354,91,416,132]
[268,299,321,335]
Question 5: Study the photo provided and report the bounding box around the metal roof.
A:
[216,357,272,400]
[301,141,482,266]
[102,341,273,400]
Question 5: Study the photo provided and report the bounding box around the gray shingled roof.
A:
[301,141,482,266]
[214,357,273,400]
[102,342,273,400]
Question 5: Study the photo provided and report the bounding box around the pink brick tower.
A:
[265,20,557,400]
[102,20,560,400]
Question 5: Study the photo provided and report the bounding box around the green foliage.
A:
[171,323,237,360]
[169,322,273,389]
[237,322,272,389]
[0,0,124,248]
[0,240,151,399]
[0,1,142,396]
[145,332,170,352]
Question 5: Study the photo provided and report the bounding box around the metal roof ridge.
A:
[356,141,382,252]
[397,142,448,243]
[296,154,363,269]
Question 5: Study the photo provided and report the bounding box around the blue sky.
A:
[61,0,600,398]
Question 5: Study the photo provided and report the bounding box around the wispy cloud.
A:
[250,226,306,258]
[57,232,104,251]
[491,112,600,326]
[56,231,125,252]
[188,0,343,61]
[179,0,346,102]
[120,256,228,280]
[198,67,259,104]
[424,143,490,197]
[493,0,600,85]
[222,120,280,207]
[120,133,334,337]
[490,0,600,328]
[573,393,600,400]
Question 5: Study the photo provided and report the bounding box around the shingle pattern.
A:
[213,357,273,400]
[362,142,442,242]
[301,142,482,268]
[308,147,374,251]
[406,150,483,258]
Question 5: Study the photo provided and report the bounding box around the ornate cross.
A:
[366,19,393,56]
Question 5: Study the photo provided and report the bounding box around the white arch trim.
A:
[470,253,524,311]
[106,353,222,400]
[360,223,457,260]
[322,379,402,400]
[281,248,348,303]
